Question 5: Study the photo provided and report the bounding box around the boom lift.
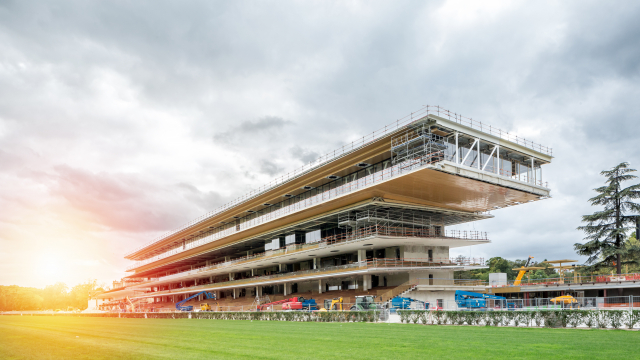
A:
[125,296,137,312]
[257,297,305,311]
[454,290,515,309]
[282,298,318,311]
[175,291,216,311]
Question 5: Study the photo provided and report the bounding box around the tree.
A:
[575,162,640,277]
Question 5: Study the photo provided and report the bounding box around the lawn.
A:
[0,316,638,359]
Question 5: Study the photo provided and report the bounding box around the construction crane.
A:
[125,296,137,312]
[514,256,534,286]
[175,291,216,311]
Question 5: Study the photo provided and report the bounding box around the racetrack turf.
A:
[0,316,638,359]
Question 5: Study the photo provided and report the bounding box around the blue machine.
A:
[302,299,318,311]
[175,291,216,311]
[391,297,429,310]
[454,290,515,309]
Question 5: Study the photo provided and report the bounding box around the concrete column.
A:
[284,283,288,296]
[251,269,254,276]
[363,275,371,291]
[233,288,237,299]
[318,280,323,294]
[229,273,234,281]
[313,258,317,269]
[358,250,366,263]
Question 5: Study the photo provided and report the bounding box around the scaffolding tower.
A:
[390,121,448,165]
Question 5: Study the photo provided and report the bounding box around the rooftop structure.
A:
[96,105,554,310]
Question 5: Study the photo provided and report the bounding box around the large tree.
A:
[575,162,640,275]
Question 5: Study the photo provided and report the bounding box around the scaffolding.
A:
[338,207,444,241]
[390,121,448,165]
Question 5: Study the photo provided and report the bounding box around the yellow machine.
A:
[320,297,343,311]
[514,256,534,286]
[200,303,211,311]
[550,295,578,305]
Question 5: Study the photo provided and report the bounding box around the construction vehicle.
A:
[319,297,344,311]
[514,256,534,286]
[454,290,515,309]
[175,291,216,311]
[350,295,381,311]
[125,296,137,312]
[391,297,429,310]
[200,303,211,311]
[257,296,304,311]
[550,295,579,308]
[282,298,318,311]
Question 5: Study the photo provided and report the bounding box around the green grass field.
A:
[1,316,638,359]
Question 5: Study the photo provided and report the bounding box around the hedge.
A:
[11,310,381,323]
[396,310,640,329]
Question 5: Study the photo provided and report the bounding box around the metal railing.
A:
[128,224,486,274]
[125,105,551,259]
[447,295,640,311]
[134,257,484,296]
[127,153,486,269]
[489,272,640,288]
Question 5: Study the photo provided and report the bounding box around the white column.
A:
[229,273,234,281]
[495,145,500,174]
[455,132,459,164]
[531,157,535,184]
[318,280,323,294]
[284,283,288,296]
[477,139,481,169]
[363,275,371,291]
[313,258,317,270]
[233,288,236,299]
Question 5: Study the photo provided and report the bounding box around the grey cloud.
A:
[289,145,320,165]
[213,116,292,143]
[2,0,640,287]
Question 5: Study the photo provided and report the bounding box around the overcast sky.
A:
[1,0,639,288]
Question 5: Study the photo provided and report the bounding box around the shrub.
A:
[608,311,624,329]
[624,310,640,329]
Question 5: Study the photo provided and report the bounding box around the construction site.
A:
[88,105,611,315]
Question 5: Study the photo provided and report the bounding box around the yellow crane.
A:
[514,256,534,286]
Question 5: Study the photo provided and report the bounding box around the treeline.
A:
[455,257,560,281]
[0,280,103,311]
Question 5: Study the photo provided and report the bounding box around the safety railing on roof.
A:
[124,105,551,259]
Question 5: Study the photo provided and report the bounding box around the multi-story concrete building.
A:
[95,106,553,310]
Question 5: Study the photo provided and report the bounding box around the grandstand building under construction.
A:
[94,106,553,311]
